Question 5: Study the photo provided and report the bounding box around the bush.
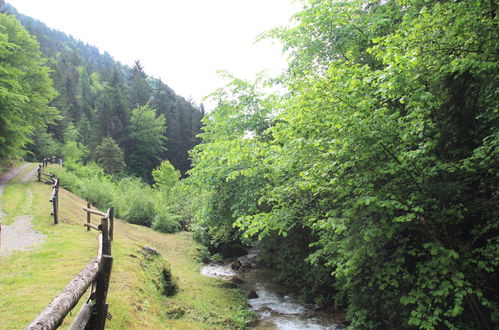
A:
[73,162,106,179]
[123,194,155,226]
[114,177,156,226]
[152,212,181,233]
[78,176,115,210]
[50,166,80,193]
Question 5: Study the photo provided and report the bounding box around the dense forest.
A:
[0,0,497,329]
[0,1,204,178]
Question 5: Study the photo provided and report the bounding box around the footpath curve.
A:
[0,163,46,257]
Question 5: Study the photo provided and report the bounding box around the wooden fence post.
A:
[50,175,59,225]
[87,217,113,329]
[90,255,113,330]
[86,203,91,231]
[54,178,59,224]
[109,207,114,241]
[37,165,41,182]
[101,217,111,256]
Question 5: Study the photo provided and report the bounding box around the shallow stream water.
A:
[201,248,345,329]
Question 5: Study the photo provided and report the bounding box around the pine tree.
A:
[129,60,151,108]
[95,137,125,174]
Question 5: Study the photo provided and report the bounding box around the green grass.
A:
[1,184,31,225]
[0,164,250,329]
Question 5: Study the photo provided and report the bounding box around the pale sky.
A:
[7,0,301,109]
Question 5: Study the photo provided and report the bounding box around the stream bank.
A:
[201,248,345,329]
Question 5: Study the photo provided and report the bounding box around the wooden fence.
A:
[41,156,63,167]
[37,163,59,224]
[27,159,115,330]
[26,205,114,330]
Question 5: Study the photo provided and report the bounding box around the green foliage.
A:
[52,163,192,232]
[78,176,116,210]
[152,159,180,190]
[129,60,151,108]
[188,0,499,328]
[0,14,58,162]
[114,177,155,226]
[125,105,166,180]
[94,137,126,174]
[60,141,87,167]
[28,129,61,160]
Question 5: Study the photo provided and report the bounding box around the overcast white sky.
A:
[7,0,301,109]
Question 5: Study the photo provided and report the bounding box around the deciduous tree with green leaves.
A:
[0,13,58,162]
[189,0,498,328]
[125,104,166,180]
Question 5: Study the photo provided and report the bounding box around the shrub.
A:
[152,212,180,233]
[78,176,115,209]
[123,194,155,226]
[114,177,156,226]
[50,166,80,193]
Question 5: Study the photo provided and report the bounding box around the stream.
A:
[201,248,345,329]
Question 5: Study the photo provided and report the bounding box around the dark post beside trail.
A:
[86,203,91,231]
[37,165,41,182]
[109,207,114,241]
[54,177,59,224]
[87,217,113,329]
[50,175,59,224]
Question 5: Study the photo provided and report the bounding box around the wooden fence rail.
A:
[28,164,114,330]
[84,204,114,241]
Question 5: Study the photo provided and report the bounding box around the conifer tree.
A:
[129,60,151,108]
[95,137,125,174]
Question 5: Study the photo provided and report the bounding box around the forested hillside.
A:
[0,1,203,177]
[188,0,498,329]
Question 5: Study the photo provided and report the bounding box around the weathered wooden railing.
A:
[38,164,59,224]
[84,204,114,242]
[26,205,114,330]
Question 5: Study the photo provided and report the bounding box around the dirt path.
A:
[0,163,46,257]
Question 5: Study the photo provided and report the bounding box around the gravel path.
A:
[20,165,40,183]
[0,163,46,257]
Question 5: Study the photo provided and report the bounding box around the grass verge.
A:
[0,164,251,329]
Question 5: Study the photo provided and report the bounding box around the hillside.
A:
[0,163,250,329]
[0,1,203,176]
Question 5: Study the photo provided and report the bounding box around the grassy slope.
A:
[0,164,249,329]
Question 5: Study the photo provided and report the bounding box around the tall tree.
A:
[0,13,58,162]
[125,105,166,180]
[129,60,151,108]
[95,137,125,174]
[95,68,129,145]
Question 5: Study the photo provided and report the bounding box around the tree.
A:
[0,14,58,161]
[152,159,180,191]
[189,1,499,328]
[129,60,151,108]
[95,137,125,174]
[95,68,129,145]
[125,105,166,180]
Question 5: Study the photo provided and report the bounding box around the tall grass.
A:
[50,163,194,233]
